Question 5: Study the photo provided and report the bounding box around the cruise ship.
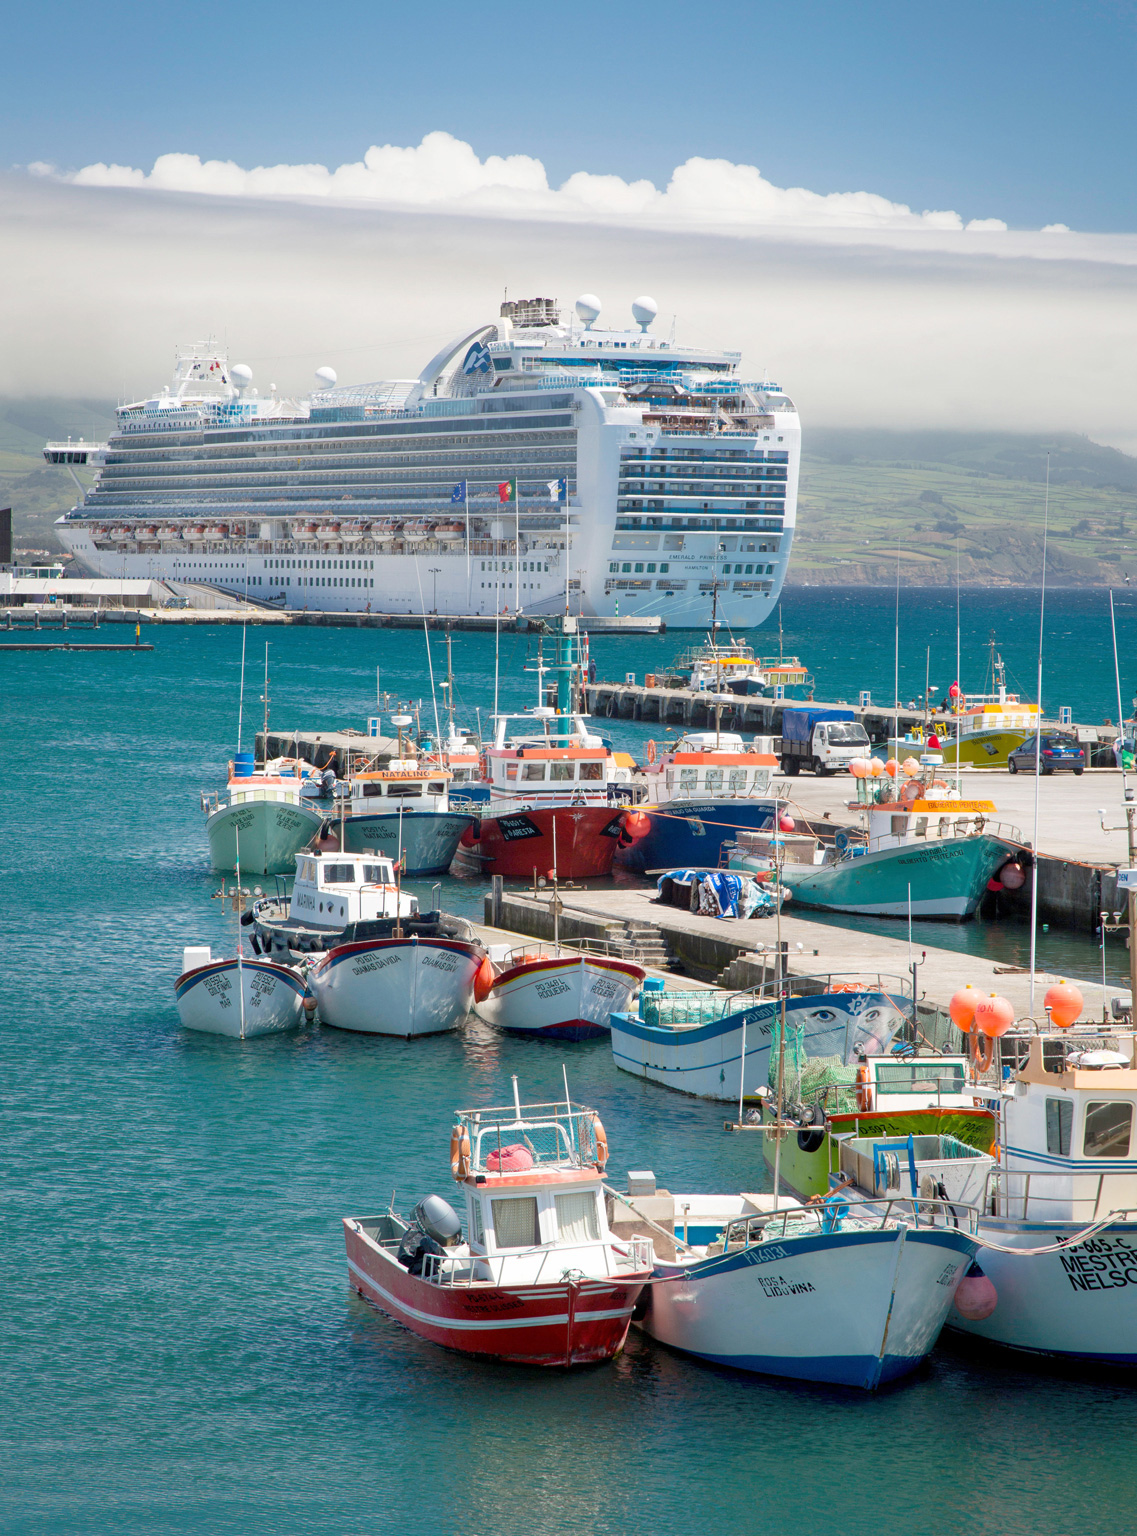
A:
[45,294,799,626]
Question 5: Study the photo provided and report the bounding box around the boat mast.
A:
[445,631,456,744]
[1109,591,1137,1035]
[1028,457,1050,1017]
[261,642,270,758]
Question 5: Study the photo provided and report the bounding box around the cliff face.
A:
[789,430,1137,587]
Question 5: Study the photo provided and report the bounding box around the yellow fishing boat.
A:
[940,652,1038,768]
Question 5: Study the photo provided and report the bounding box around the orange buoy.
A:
[885,757,899,778]
[975,993,1014,1038]
[623,811,651,840]
[1044,979,1084,1028]
[473,955,496,1003]
[949,984,978,1032]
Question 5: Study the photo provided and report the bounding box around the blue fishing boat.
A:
[616,731,779,874]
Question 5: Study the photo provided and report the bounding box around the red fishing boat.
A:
[451,625,640,879]
[343,1080,652,1366]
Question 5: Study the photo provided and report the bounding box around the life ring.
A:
[591,1113,609,1171]
[646,739,657,764]
[855,1065,873,1113]
[971,1030,994,1073]
[450,1124,471,1181]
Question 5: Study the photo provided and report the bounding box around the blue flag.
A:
[451,481,467,503]
[546,477,567,503]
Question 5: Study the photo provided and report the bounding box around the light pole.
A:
[428,567,440,614]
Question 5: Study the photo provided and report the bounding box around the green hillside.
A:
[0,399,115,553]
[5,402,1136,585]
[793,430,1137,586]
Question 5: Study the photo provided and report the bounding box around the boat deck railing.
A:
[457,1099,605,1173]
[711,1195,981,1250]
[984,1167,1137,1223]
[419,1234,653,1288]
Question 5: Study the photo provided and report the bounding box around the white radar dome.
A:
[230,363,253,390]
[631,295,658,331]
[574,293,601,327]
[315,366,337,390]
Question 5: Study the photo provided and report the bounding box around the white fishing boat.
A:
[610,974,909,1100]
[338,759,474,875]
[174,945,308,1039]
[474,944,645,1041]
[249,851,417,955]
[620,1178,979,1388]
[308,926,485,1037]
[945,1022,1137,1365]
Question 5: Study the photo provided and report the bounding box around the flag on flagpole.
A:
[451,481,467,503]
[497,478,518,504]
[546,477,567,503]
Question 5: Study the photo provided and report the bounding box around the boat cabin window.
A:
[1046,1097,1073,1156]
[428,782,445,795]
[386,783,423,798]
[468,1199,485,1249]
[359,782,384,798]
[505,764,519,781]
[554,1190,600,1244]
[1083,1101,1133,1158]
[579,762,603,781]
[891,815,908,837]
[322,863,356,884]
[490,1196,540,1249]
[297,858,317,882]
[705,769,723,794]
[728,768,747,793]
[679,768,698,791]
[550,763,575,781]
[522,763,546,781]
[362,864,390,884]
[875,1062,966,1096]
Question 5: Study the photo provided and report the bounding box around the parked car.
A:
[1007,734,1085,775]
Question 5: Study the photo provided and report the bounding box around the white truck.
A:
[780,707,870,776]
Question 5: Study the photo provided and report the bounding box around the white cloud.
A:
[36,130,1029,234]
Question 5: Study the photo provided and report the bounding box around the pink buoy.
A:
[902,756,921,777]
[778,815,796,833]
[848,757,871,779]
[869,758,884,778]
[486,1143,535,1172]
[953,1263,998,1320]
[999,861,1026,891]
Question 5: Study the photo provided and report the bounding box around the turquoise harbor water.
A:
[3,590,1137,1535]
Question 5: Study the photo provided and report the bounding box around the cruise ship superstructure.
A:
[46,294,799,626]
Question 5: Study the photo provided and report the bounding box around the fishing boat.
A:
[616,731,781,875]
[337,736,475,875]
[201,768,325,876]
[248,850,418,955]
[474,943,645,1041]
[776,781,1022,920]
[943,1012,1137,1365]
[610,974,909,1100]
[453,622,635,881]
[753,1051,996,1200]
[307,917,484,1035]
[174,943,308,1038]
[622,1175,980,1389]
[342,1082,652,1365]
[940,649,1039,768]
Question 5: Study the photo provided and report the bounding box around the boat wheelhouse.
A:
[338,761,474,875]
[47,296,800,628]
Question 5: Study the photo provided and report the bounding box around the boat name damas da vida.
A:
[46,293,798,627]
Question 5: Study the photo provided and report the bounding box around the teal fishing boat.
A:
[776,796,1021,920]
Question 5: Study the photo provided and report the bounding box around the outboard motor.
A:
[414,1194,463,1247]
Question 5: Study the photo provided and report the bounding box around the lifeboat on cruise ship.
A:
[190,524,206,539]
[403,519,431,542]
[434,521,466,541]
[317,522,342,542]
[296,521,318,539]
[156,525,181,540]
[204,524,229,539]
[109,526,131,540]
[340,522,364,543]
[373,518,402,539]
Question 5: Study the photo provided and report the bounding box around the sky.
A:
[2,0,1136,444]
